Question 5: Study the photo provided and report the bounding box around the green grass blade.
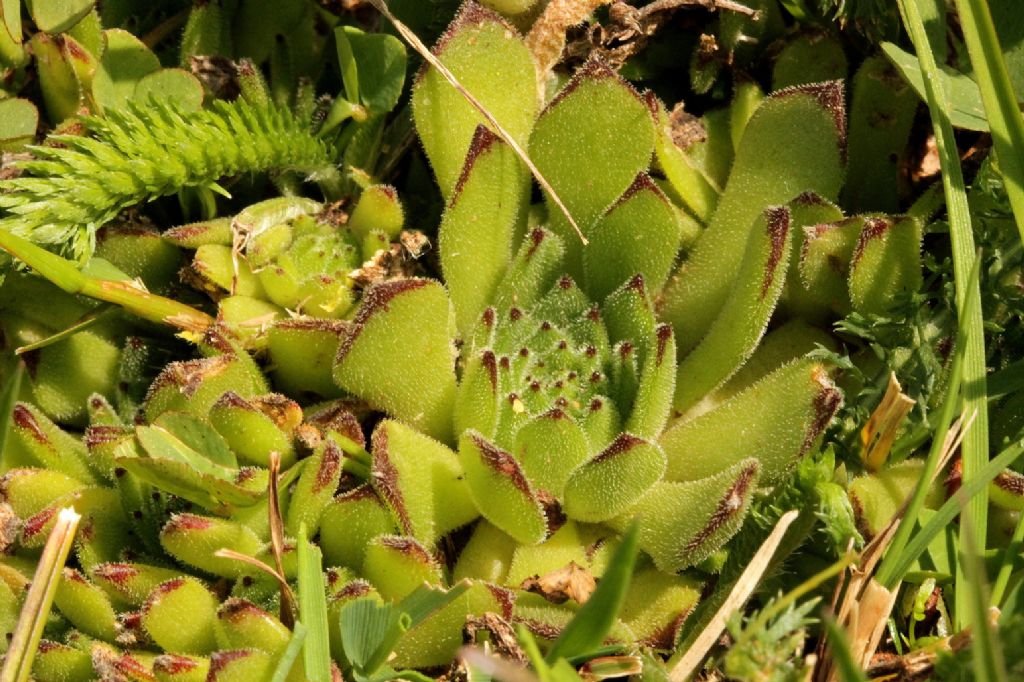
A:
[0,361,24,468]
[544,523,639,663]
[398,582,470,629]
[0,508,80,682]
[271,621,308,682]
[953,0,1024,244]
[960,523,1008,682]
[897,0,990,630]
[987,359,1024,400]
[298,523,332,682]
[13,305,117,355]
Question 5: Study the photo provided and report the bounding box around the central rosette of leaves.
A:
[455,251,676,546]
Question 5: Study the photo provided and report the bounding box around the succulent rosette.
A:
[0,1,948,678]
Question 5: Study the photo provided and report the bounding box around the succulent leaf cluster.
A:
[0,0,952,678]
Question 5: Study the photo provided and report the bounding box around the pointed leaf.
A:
[370,420,477,547]
[440,126,526,336]
[582,174,682,301]
[512,409,590,497]
[673,206,793,412]
[333,279,457,442]
[412,2,537,199]
[610,459,761,572]
[662,358,842,485]
[530,58,655,274]
[848,215,923,315]
[563,434,666,522]
[458,430,549,544]
[661,81,846,353]
[626,324,676,439]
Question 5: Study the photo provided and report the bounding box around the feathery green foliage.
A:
[0,98,335,262]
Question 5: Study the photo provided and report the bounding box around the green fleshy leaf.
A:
[610,459,761,572]
[159,514,263,578]
[440,126,526,337]
[207,649,273,680]
[0,468,86,519]
[267,319,350,400]
[333,279,457,442]
[320,486,397,573]
[32,641,93,681]
[179,0,229,65]
[662,359,842,485]
[796,216,862,317]
[457,430,548,545]
[626,324,676,439]
[92,29,161,113]
[619,567,701,649]
[848,215,923,315]
[693,319,836,416]
[412,2,536,199]
[0,99,38,151]
[490,228,565,321]
[362,536,444,602]
[843,55,918,213]
[144,354,266,422]
[601,275,656,361]
[772,32,848,90]
[208,392,297,468]
[30,33,84,124]
[512,409,590,497]
[53,569,117,641]
[673,206,793,412]
[848,460,943,538]
[453,520,516,584]
[563,434,666,523]
[349,185,404,241]
[582,174,682,301]
[370,420,477,547]
[134,69,204,112]
[529,59,655,275]
[28,328,121,427]
[660,81,846,354]
[505,521,610,587]
[91,562,186,609]
[479,0,539,14]
[454,350,500,438]
[141,577,219,655]
[6,403,97,483]
[287,440,343,539]
[652,99,718,222]
[779,193,847,321]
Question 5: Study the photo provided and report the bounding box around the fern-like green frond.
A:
[0,99,336,262]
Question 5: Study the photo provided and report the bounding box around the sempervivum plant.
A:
[0,1,940,679]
